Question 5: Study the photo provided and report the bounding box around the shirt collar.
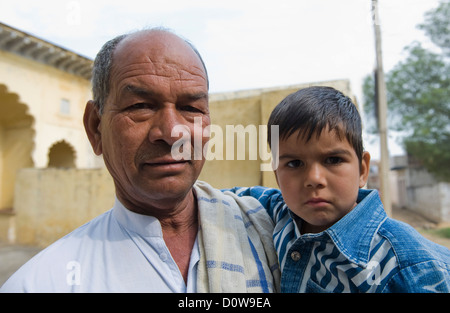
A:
[325,189,387,266]
[112,197,164,238]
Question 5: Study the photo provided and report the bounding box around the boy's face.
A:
[274,128,370,234]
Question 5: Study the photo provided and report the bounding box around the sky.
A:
[0,0,443,158]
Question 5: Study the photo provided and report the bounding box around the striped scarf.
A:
[194,181,280,292]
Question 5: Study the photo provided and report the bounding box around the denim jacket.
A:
[225,187,450,292]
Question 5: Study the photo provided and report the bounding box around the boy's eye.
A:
[287,160,302,168]
[325,156,343,165]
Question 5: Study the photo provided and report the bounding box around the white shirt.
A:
[0,198,199,292]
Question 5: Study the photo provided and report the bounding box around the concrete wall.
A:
[407,182,450,223]
[199,93,263,188]
[439,183,450,222]
[13,168,114,247]
[402,160,450,223]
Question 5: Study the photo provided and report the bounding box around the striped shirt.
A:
[227,187,450,292]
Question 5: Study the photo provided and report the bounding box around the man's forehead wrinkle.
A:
[109,32,208,103]
[153,54,206,82]
[112,59,206,88]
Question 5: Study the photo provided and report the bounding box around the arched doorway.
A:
[0,84,34,210]
[47,140,76,168]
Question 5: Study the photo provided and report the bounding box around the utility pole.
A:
[372,0,392,216]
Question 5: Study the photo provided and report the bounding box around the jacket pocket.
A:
[305,279,332,293]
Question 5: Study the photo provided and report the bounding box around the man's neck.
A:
[117,189,199,283]
[160,192,198,284]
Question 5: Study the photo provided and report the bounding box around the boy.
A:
[227,86,450,292]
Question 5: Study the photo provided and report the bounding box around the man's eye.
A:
[129,103,154,110]
[287,160,302,168]
[181,105,203,113]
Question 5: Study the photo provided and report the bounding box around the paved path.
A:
[0,243,41,286]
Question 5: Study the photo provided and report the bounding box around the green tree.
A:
[418,0,450,58]
[363,1,450,181]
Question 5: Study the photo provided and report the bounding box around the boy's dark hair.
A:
[268,86,364,163]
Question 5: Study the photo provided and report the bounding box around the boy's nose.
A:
[304,163,326,188]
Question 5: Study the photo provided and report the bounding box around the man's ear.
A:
[359,151,371,188]
[83,100,103,156]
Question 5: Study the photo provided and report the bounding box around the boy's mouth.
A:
[305,197,330,206]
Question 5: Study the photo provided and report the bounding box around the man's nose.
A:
[304,163,326,188]
[148,106,186,146]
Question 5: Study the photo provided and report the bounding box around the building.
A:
[368,155,450,223]
[0,22,355,246]
[0,22,103,212]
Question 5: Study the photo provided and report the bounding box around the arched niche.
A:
[0,84,35,210]
[47,140,76,168]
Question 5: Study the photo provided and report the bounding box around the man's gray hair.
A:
[91,34,127,114]
[91,29,209,114]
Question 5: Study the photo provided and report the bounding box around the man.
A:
[1,28,279,292]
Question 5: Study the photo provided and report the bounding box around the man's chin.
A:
[137,174,197,199]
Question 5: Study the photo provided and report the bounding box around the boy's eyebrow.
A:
[278,153,300,160]
[279,149,352,159]
[325,149,352,156]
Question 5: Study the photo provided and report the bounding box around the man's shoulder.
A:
[1,209,115,292]
[49,208,115,247]
[194,181,278,233]
[220,184,282,200]
[196,181,288,224]
[195,181,264,210]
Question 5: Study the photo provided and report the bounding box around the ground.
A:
[1,207,449,287]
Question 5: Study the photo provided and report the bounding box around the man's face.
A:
[93,31,210,213]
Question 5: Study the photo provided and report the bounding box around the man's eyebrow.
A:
[124,85,155,98]
[122,85,208,101]
[180,92,208,101]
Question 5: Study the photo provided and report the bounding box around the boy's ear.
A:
[83,100,103,156]
[359,151,371,188]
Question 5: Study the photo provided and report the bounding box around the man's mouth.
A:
[146,159,189,166]
[146,158,189,166]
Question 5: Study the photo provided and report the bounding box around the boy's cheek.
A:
[273,170,280,187]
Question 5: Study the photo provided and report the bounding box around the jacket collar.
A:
[293,189,387,267]
[326,189,387,266]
